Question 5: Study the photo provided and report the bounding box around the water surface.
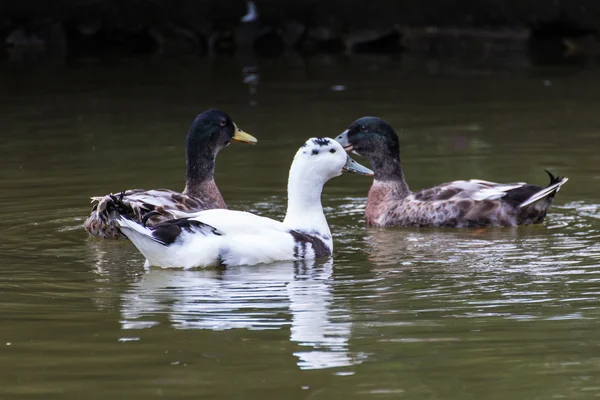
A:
[1,55,600,399]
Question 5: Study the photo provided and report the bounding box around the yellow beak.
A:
[232,123,257,144]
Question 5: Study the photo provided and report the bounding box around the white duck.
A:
[117,137,373,268]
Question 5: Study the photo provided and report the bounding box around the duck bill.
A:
[343,154,373,176]
[335,129,353,152]
[232,123,257,144]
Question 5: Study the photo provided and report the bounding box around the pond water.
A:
[1,54,600,399]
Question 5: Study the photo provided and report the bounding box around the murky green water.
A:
[1,55,600,399]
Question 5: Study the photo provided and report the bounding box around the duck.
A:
[84,109,257,239]
[116,137,373,268]
[336,117,568,228]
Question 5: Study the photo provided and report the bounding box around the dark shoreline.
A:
[2,0,599,62]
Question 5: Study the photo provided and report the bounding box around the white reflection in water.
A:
[287,263,356,369]
[119,259,360,370]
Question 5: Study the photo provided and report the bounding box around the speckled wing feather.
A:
[380,180,529,227]
[434,180,527,201]
[85,189,217,239]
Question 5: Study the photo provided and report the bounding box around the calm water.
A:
[1,54,600,399]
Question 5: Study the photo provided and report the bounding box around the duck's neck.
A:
[283,169,331,241]
[365,153,411,225]
[182,145,226,207]
[370,153,408,189]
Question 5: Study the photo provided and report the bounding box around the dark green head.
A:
[185,109,256,188]
[187,109,256,154]
[336,117,405,181]
[335,116,399,160]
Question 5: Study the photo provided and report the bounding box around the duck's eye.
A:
[220,118,227,127]
[330,148,336,153]
[360,125,367,132]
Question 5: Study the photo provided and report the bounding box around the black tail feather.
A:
[107,191,134,216]
[544,169,563,186]
[141,210,161,227]
[104,191,160,227]
[517,169,568,209]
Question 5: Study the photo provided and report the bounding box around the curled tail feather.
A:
[85,191,148,239]
[519,170,568,208]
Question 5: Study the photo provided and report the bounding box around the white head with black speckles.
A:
[291,137,373,183]
[284,137,372,231]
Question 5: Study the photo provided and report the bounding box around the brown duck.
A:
[84,109,257,239]
[336,117,568,228]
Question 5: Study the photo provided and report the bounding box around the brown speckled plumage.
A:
[366,178,564,227]
[84,185,225,239]
[337,117,568,228]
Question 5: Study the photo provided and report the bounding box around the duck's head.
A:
[291,137,373,182]
[335,117,399,159]
[187,109,256,154]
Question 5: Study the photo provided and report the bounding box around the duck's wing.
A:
[121,215,225,246]
[413,180,527,202]
[386,172,568,228]
[397,180,528,227]
[168,208,289,234]
[117,214,227,268]
[93,189,211,219]
[426,171,569,209]
[118,209,328,268]
[85,189,212,239]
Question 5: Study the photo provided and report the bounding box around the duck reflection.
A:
[119,259,360,370]
[364,226,524,268]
